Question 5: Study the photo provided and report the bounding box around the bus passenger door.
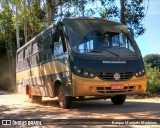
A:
[52,31,72,96]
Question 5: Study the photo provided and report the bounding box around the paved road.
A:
[0,91,160,128]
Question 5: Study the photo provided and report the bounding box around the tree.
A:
[54,0,96,18]
[0,0,16,91]
[144,54,160,69]
[15,4,20,48]
[0,41,7,57]
[23,0,27,43]
[124,0,146,37]
[120,0,125,24]
[46,0,56,26]
[14,0,45,45]
[99,0,147,37]
[98,0,119,19]
[145,63,160,93]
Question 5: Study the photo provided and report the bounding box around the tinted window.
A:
[43,33,52,62]
[64,19,140,57]
[54,36,64,56]
[32,42,38,54]
[17,50,23,71]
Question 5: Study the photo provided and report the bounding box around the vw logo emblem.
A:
[114,73,120,80]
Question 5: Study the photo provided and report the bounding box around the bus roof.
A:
[17,17,123,53]
[63,17,123,26]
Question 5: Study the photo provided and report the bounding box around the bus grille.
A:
[98,72,134,81]
[96,86,134,93]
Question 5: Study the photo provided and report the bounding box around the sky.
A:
[135,0,160,57]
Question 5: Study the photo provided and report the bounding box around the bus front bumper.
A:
[72,74,147,97]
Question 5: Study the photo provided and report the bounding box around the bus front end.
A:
[64,18,146,105]
[71,55,146,97]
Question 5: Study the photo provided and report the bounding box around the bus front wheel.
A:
[111,95,126,105]
[58,86,72,109]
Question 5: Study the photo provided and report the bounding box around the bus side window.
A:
[17,50,23,71]
[23,47,30,69]
[17,52,21,62]
[60,31,67,53]
[17,52,21,71]
[53,29,67,56]
[38,40,43,64]
[31,42,41,66]
[43,33,52,62]
[54,37,64,56]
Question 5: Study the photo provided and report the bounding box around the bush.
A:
[144,54,160,69]
[145,63,160,94]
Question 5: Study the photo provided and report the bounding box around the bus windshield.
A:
[64,19,140,57]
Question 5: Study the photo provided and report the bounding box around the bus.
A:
[16,17,146,108]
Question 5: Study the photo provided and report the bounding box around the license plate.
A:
[111,84,124,90]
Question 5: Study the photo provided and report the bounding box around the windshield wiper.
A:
[103,49,121,58]
[89,49,121,58]
[88,50,102,53]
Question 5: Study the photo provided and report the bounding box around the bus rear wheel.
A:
[58,86,72,109]
[28,87,42,103]
[111,95,126,105]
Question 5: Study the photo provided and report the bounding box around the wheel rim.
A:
[58,87,65,107]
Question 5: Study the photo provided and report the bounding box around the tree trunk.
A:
[81,0,84,17]
[5,0,16,91]
[24,0,27,43]
[120,0,126,25]
[46,0,56,26]
[16,5,20,49]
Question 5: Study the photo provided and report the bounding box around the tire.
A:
[111,95,126,105]
[58,85,72,109]
[28,87,42,103]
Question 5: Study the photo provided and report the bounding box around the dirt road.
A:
[0,91,160,128]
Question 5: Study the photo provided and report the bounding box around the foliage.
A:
[55,0,96,18]
[99,0,146,37]
[0,41,7,57]
[145,54,160,93]
[124,0,146,37]
[14,0,46,45]
[0,0,148,47]
[98,0,119,19]
[145,63,160,93]
[144,54,160,69]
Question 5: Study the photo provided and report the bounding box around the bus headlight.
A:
[90,73,94,77]
[73,66,78,70]
[135,69,145,78]
[73,66,96,78]
[74,66,82,74]
[83,71,89,76]
[77,69,82,73]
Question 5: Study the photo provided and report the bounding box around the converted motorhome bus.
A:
[16,18,146,108]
